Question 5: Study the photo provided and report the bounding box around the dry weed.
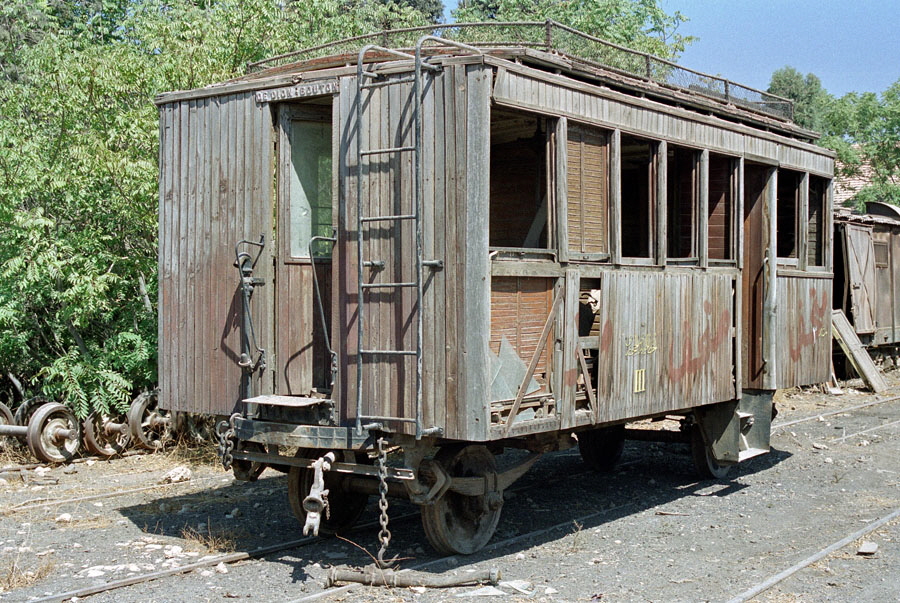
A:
[180,523,239,554]
[0,555,54,593]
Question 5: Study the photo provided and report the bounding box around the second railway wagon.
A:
[156,23,835,555]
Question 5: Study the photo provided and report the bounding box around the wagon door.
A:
[274,103,336,396]
[843,223,877,334]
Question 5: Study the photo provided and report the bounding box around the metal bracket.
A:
[405,457,451,505]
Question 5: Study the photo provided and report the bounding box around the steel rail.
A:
[25,452,596,601]
[771,393,900,431]
[726,505,900,603]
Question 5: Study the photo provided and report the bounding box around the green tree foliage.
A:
[0,0,686,417]
[0,0,431,415]
[820,80,900,208]
[767,66,831,132]
[454,0,693,59]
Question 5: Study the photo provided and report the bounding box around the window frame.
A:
[278,103,335,265]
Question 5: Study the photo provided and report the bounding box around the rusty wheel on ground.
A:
[421,445,502,555]
[82,410,131,457]
[0,402,14,448]
[128,391,171,450]
[287,449,369,535]
[26,403,81,463]
[690,425,732,480]
[14,396,48,427]
[577,424,626,472]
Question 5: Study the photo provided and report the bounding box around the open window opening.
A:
[666,145,699,260]
[284,104,334,260]
[708,153,735,262]
[489,109,549,250]
[567,123,610,258]
[620,134,656,259]
[777,168,802,259]
[807,175,827,267]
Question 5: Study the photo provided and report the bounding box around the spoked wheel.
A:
[15,396,48,427]
[82,411,131,457]
[0,402,15,448]
[128,391,171,450]
[421,445,502,555]
[578,424,626,472]
[26,403,81,463]
[690,425,733,480]
[287,449,369,535]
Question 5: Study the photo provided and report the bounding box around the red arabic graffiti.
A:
[666,301,732,384]
[788,288,830,362]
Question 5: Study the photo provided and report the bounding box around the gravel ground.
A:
[2,375,899,603]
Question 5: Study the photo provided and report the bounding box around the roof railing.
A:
[247,20,793,122]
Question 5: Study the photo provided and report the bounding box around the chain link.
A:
[375,437,394,568]
[216,413,241,471]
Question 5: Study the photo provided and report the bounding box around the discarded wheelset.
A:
[0,400,81,463]
[81,410,132,457]
[127,390,172,450]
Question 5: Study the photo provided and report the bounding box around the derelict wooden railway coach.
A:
[156,22,835,555]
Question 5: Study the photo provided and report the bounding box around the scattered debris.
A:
[812,443,829,450]
[54,513,72,523]
[499,579,534,595]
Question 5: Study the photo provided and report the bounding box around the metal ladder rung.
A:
[361,282,416,289]
[361,349,417,356]
[361,76,415,89]
[361,214,415,223]
[361,146,414,156]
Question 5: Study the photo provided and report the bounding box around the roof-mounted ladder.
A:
[353,37,482,439]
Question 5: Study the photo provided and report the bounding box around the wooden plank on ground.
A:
[832,309,887,393]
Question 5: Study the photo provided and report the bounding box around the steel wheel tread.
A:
[690,425,733,480]
[26,402,81,464]
[128,391,169,450]
[421,445,502,555]
[82,411,130,457]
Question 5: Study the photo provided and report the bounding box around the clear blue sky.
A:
[661,0,899,97]
[443,1,899,98]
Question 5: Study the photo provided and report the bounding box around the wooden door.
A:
[843,223,877,334]
[742,164,769,389]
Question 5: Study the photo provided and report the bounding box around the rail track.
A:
[15,391,900,602]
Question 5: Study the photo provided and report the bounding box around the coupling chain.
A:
[375,437,394,569]
[216,413,241,471]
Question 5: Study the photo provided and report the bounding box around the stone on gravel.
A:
[216,562,229,574]
[857,541,878,555]
[85,569,105,578]
[545,587,558,594]
[160,466,192,484]
[54,513,73,523]
[457,585,507,597]
[812,442,828,450]
[164,545,183,558]
[62,465,77,474]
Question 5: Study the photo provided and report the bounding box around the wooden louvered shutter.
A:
[567,125,609,256]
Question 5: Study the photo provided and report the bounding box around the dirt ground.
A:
[2,374,899,603]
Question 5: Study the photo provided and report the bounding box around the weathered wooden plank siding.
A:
[593,271,736,423]
[492,68,832,176]
[334,64,492,439]
[773,276,832,387]
[158,93,274,415]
